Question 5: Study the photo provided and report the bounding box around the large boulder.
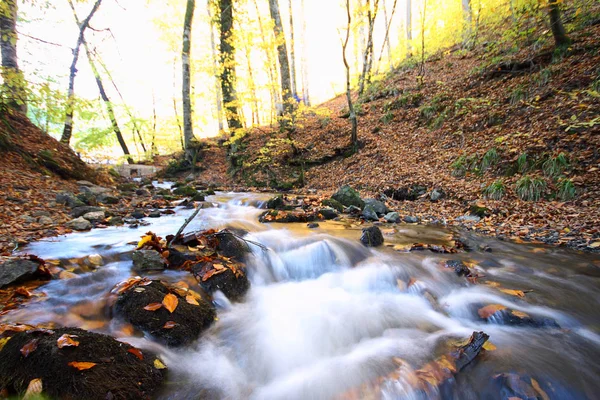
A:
[191,261,250,301]
[331,185,365,209]
[321,198,345,212]
[0,326,166,399]
[56,192,85,208]
[266,195,285,210]
[215,230,250,260]
[360,226,384,247]
[114,280,216,346]
[0,258,43,288]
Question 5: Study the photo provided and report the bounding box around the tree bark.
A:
[218,0,243,134]
[287,0,297,98]
[406,0,412,57]
[299,0,310,106]
[268,0,294,118]
[342,0,357,152]
[60,0,102,145]
[358,0,379,97]
[207,1,225,134]
[182,0,195,157]
[548,0,570,48]
[376,0,398,74]
[0,0,27,113]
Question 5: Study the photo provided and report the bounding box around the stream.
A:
[3,191,600,399]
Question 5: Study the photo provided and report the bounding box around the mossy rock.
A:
[0,327,166,399]
[172,186,199,197]
[321,198,345,212]
[331,185,365,209]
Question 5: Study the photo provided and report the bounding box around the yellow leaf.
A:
[589,242,600,248]
[185,295,199,305]
[162,293,178,313]
[531,378,550,400]
[68,361,97,370]
[511,310,530,319]
[57,334,80,349]
[499,288,525,298]
[478,304,507,319]
[0,337,11,351]
[137,235,154,249]
[483,341,497,351]
[154,359,167,369]
[22,378,43,400]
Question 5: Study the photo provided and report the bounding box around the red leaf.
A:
[20,339,39,357]
[68,361,97,370]
[143,303,163,311]
[127,348,144,360]
[163,321,176,329]
[57,334,79,349]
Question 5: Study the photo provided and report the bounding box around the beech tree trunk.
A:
[207,1,224,133]
[299,0,310,106]
[61,0,102,145]
[406,0,412,56]
[268,0,294,118]
[358,0,379,97]
[548,0,570,48]
[218,0,243,134]
[342,0,357,152]
[0,0,27,113]
[287,0,297,98]
[182,0,195,156]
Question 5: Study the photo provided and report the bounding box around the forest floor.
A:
[187,21,600,252]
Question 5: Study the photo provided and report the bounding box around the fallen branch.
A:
[168,206,201,248]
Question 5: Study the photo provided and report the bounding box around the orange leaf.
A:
[127,348,144,360]
[478,304,507,319]
[499,289,525,297]
[162,293,178,313]
[57,334,79,349]
[20,339,39,357]
[163,321,176,329]
[143,303,163,311]
[68,361,97,370]
[185,295,199,306]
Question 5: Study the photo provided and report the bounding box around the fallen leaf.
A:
[589,242,600,248]
[531,378,550,400]
[163,321,176,329]
[478,304,507,319]
[57,334,79,348]
[511,310,530,319]
[154,359,167,369]
[20,339,39,357]
[127,348,144,360]
[68,361,97,370]
[22,378,42,400]
[15,287,32,297]
[59,271,78,279]
[143,303,163,311]
[185,295,199,306]
[0,337,11,351]
[162,294,178,313]
[482,341,497,351]
[137,235,154,249]
[499,288,526,298]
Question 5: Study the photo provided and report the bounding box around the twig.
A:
[168,206,202,247]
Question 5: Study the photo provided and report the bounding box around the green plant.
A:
[451,155,468,177]
[380,111,394,124]
[517,152,529,173]
[542,152,569,178]
[483,180,506,200]
[480,148,500,172]
[535,68,553,87]
[515,175,547,201]
[508,85,527,105]
[556,178,576,201]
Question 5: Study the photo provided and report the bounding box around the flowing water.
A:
[4,191,600,399]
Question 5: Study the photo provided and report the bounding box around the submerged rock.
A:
[445,260,471,277]
[360,226,384,247]
[331,185,365,209]
[115,280,215,346]
[0,326,166,399]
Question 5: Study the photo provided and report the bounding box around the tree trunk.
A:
[0,0,27,113]
[342,0,357,152]
[182,0,195,157]
[548,0,570,48]
[376,0,398,74]
[287,0,297,98]
[299,0,310,106]
[358,0,379,97]
[218,0,243,134]
[68,3,133,163]
[406,0,412,57]
[61,0,102,145]
[172,59,184,150]
[207,1,225,134]
[268,0,294,118]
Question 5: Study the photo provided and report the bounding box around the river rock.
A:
[83,211,105,222]
[361,205,379,221]
[80,184,110,196]
[0,259,42,288]
[76,180,95,187]
[191,262,250,301]
[148,210,162,218]
[172,186,198,197]
[56,192,85,208]
[136,188,151,197]
[266,195,285,210]
[445,260,471,277]
[321,198,345,212]
[307,222,319,228]
[131,209,146,219]
[132,250,166,271]
[115,280,215,346]
[384,186,427,201]
[456,215,481,223]
[344,205,362,215]
[403,216,420,223]
[430,188,445,202]
[215,230,250,260]
[70,206,105,218]
[67,217,92,231]
[0,327,166,399]
[37,215,54,225]
[384,212,401,223]
[360,226,384,247]
[192,192,205,202]
[331,185,365,209]
[319,207,339,220]
[364,198,388,216]
[97,193,120,204]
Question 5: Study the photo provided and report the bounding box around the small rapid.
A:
[4,191,600,399]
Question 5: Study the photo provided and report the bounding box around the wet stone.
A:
[384,212,401,223]
[115,281,215,346]
[445,260,471,276]
[191,263,250,301]
[307,222,320,228]
[331,185,365,209]
[70,206,105,218]
[67,217,92,231]
[360,226,384,247]
[0,327,166,399]
[361,205,379,221]
[319,207,339,220]
[132,250,166,271]
[403,216,419,223]
[82,211,105,222]
[0,259,43,288]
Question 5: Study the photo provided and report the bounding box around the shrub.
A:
[517,152,529,174]
[515,175,547,201]
[556,178,576,201]
[483,180,506,200]
[542,152,569,178]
